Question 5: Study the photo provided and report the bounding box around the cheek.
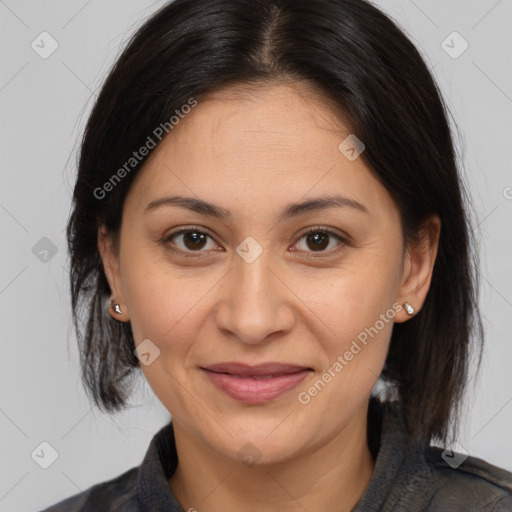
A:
[294,268,397,417]
[294,257,398,346]
[126,273,198,351]
[290,254,401,407]
[122,256,208,415]
[119,244,195,353]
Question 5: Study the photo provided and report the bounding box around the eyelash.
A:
[161,225,350,260]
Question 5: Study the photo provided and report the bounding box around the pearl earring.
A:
[404,302,415,315]
[110,298,123,315]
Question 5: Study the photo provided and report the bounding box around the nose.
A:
[214,248,295,345]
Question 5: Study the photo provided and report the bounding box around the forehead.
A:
[173,81,351,149]
[124,82,397,223]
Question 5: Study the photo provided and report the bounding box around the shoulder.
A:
[38,466,139,512]
[423,446,512,511]
[365,399,512,511]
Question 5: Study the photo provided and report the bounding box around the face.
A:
[98,82,439,466]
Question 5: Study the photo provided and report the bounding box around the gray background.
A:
[1,1,511,510]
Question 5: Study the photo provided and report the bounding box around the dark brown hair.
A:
[66,0,483,445]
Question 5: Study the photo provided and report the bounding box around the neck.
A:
[169,401,375,512]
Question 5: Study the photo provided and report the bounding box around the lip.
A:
[200,362,313,404]
[202,362,312,376]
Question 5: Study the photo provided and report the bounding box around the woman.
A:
[41,0,512,510]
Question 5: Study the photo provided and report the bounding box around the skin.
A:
[98,81,440,512]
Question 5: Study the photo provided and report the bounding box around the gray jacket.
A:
[40,399,512,511]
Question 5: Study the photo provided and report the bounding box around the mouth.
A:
[200,362,313,403]
[201,361,313,376]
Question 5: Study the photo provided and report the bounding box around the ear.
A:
[97,223,130,322]
[394,214,441,323]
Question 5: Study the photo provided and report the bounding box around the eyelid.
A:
[165,225,215,239]
[295,225,349,242]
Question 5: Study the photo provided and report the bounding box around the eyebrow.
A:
[144,194,368,221]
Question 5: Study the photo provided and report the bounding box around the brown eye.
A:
[304,231,330,251]
[292,228,349,258]
[163,227,218,257]
[180,231,209,250]
[162,225,349,259]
